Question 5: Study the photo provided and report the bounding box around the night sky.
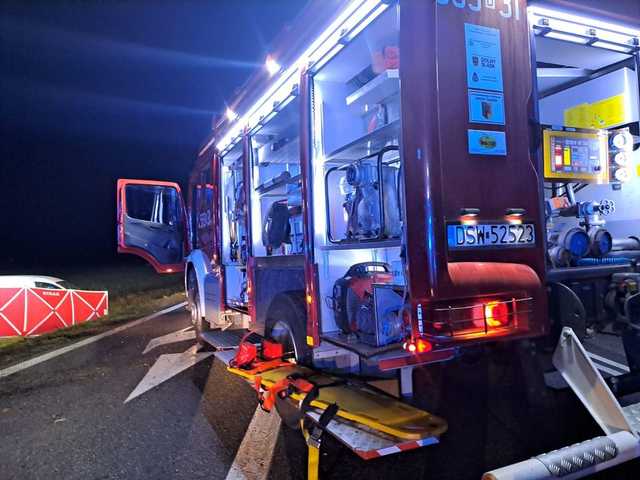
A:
[1,0,305,268]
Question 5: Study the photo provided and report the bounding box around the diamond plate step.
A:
[213,349,237,366]
[201,329,258,350]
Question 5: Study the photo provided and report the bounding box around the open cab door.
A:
[116,179,187,273]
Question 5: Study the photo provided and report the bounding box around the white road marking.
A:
[587,352,630,373]
[125,345,212,403]
[225,406,282,480]
[0,302,187,380]
[142,327,195,354]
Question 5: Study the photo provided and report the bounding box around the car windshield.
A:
[56,280,79,290]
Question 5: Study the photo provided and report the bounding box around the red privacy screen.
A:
[0,287,108,337]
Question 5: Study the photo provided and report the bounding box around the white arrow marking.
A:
[142,327,195,354]
[125,345,212,403]
[225,406,282,480]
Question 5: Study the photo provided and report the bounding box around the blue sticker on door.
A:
[468,129,507,156]
[468,90,505,125]
[464,23,503,93]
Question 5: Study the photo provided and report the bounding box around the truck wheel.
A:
[187,269,209,351]
[266,291,311,365]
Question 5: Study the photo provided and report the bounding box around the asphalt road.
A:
[1,306,639,480]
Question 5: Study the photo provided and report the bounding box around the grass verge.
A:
[0,260,185,368]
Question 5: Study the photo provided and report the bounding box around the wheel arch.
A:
[185,249,211,317]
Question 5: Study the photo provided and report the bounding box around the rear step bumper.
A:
[485,327,640,479]
[320,333,456,371]
[373,347,456,371]
[484,431,640,480]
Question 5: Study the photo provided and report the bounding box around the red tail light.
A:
[484,301,509,327]
[425,295,533,340]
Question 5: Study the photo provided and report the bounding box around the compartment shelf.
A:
[321,331,401,358]
[326,119,400,161]
[345,69,399,111]
[255,137,300,166]
[255,172,301,195]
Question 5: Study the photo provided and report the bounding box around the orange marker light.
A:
[415,337,432,353]
[403,337,432,354]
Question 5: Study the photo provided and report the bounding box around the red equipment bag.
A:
[262,339,284,360]
[230,332,258,368]
[230,334,286,368]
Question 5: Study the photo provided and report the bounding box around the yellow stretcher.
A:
[219,352,447,479]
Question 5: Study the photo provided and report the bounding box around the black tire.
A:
[187,268,210,351]
[266,291,311,365]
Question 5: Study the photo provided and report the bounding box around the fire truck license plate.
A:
[447,223,535,249]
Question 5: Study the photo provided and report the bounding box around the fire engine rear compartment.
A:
[306,3,548,367]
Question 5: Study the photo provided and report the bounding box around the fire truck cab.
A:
[117,0,640,383]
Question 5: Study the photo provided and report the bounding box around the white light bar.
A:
[341,2,389,43]
[591,40,636,53]
[215,0,387,153]
[528,6,640,53]
[544,31,587,45]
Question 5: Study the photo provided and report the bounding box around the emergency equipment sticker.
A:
[468,90,505,125]
[464,23,503,93]
[468,129,507,156]
[564,94,627,129]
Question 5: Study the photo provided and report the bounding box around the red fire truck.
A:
[117,1,640,476]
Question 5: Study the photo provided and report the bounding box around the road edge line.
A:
[0,301,187,379]
[225,405,282,480]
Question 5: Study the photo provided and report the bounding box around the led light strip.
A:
[528,6,640,54]
[213,0,387,155]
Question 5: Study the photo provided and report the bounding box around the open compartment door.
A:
[116,179,187,273]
